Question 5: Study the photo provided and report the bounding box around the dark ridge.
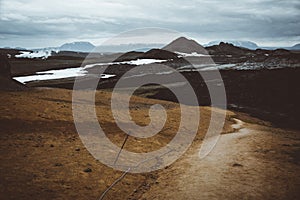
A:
[114,49,179,62]
[205,42,252,55]
[0,54,27,91]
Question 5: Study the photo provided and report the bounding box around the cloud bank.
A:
[0,0,299,48]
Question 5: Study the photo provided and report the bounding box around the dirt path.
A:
[140,119,300,200]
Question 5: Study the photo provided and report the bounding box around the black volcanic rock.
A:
[0,55,26,91]
[163,37,208,54]
[0,48,24,58]
[254,48,270,54]
[271,48,291,56]
[0,55,12,78]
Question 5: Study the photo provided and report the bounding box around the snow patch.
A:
[175,52,208,57]
[231,118,244,129]
[84,59,168,69]
[13,67,115,83]
[123,59,167,65]
[15,50,58,59]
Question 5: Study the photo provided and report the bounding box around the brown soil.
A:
[0,88,233,199]
[139,121,300,200]
[0,88,299,199]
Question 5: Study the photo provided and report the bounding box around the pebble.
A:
[84,168,92,173]
[232,163,243,167]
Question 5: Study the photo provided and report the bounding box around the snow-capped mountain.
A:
[34,42,164,54]
[94,43,165,53]
[30,42,96,53]
[289,43,300,50]
[206,40,258,50]
[59,41,95,52]
[14,41,95,59]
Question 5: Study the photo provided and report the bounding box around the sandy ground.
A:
[0,88,299,200]
[139,120,300,200]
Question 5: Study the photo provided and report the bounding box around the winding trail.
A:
[139,119,300,200]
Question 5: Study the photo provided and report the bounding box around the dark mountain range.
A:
[206,40,259,50]
[205,41,300,51]
[203,42,300,68]
[205,42,252,55]
[205,40,259,50]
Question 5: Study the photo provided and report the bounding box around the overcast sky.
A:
[0,0,299,48]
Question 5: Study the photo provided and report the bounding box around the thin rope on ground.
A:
[98,148,174,200]
[99,167,131,200]
[113,133,129,165]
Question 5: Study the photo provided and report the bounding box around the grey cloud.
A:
[0,0,299,48]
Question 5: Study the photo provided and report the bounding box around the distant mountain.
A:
[206,40,258,50]
[12,41,96,59]
[257,44,300,50]
[163,37,208,54]
[289,43,300,50]
[59,41,95,52]
[26,42,95,53]
[95,43,165,53]
[4,47,27,50]
[4,42,166,53]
